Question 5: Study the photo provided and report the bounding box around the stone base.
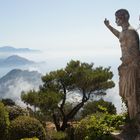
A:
[111,124,140,140]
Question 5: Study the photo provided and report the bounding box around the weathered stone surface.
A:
[112,124,139,140]
[104,9,140,139]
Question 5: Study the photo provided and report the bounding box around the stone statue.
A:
[104,9,140,120]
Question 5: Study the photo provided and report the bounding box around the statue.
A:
[104,9,140,139]
[104,9,140,120]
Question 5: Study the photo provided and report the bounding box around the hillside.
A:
[0,69,42,103]
[0,55,35,66]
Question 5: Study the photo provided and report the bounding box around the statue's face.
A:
[115,16,123,26]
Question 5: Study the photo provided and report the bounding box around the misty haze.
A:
[0,46,123,113]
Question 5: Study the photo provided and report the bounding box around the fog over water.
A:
[0,47,124,113]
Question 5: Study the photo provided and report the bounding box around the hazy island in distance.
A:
[0,55,36,67]
[0,46,40,53]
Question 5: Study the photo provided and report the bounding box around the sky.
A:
[0,0,139,51]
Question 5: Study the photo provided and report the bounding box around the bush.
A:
[103,113,127,130]
[49,131,67,140]
[1,98,15,106]
[9,116,46,140]
[75,113,126,140]
[0,102,10,140]
[75,113,113,140]
[81,99,116,118]
[6,105,28,120]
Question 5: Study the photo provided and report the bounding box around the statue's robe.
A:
[118,26,140,119]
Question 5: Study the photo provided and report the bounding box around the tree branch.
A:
[67,89,88,120]
[67,102,85,120]
[60,83,67,112]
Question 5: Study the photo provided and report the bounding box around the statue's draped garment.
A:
[118,26,140,119]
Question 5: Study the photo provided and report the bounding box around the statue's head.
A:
[115,9,130,26]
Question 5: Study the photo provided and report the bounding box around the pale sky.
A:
[0,0,139,52]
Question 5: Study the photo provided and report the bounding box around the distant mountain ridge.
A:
[0,55,35,67]
[0,69,42,84]
[0,46,40,52]
[0,69,42,103]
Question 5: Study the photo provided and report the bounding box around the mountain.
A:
[0,46,40,52]
[0,69,42,104]
[0,55,35,67]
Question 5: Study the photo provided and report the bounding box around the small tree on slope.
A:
[21,60,115,131]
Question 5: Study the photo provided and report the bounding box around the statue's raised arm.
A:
[104,18,120,38]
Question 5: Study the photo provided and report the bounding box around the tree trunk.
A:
[53,90,88,131]
[60,118,68,131]
[52,113,61,131]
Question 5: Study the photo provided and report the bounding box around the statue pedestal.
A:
[111,123,140,140]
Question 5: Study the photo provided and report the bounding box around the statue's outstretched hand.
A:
[104,18,110,27]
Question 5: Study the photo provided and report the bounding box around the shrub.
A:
[9,116,46,140]
[75,113,113,140]
[0,102,10,140]
[74,113,126,140]
[102,113,127,130]
[81,99,116,118]
[6,105,28,120]
[49,131,67,140]
[1,98,15,106]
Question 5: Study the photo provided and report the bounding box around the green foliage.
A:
[0,102,10,140]
[6,105,28,121]
[21,90,39,107]
[49,131,67,140]
[9,116,46,140]
[22,90,62,114]
[1,98,15,106]
[75,113,126,140]
[81,99,116,117]
[38,91,62,113]
[65,60,115,92]
[75,114,113,140]
[21,60,115,131]
[102,113,127,130]
[41,60,115,96]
